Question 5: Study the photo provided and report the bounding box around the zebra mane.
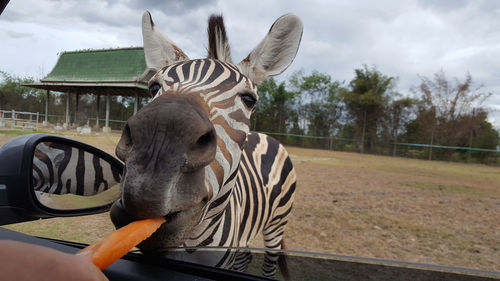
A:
[207,14,232,63]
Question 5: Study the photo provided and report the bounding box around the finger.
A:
[72,254,109,281]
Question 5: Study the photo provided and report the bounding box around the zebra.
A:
[33,141,121,199]
[110,11,302,278]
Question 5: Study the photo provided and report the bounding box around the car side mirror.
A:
[0,134,123,225]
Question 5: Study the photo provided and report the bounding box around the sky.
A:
[1,0,500,129]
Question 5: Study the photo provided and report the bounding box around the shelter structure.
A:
[24,47,154,132]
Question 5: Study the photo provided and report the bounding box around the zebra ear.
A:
[237,14,303,85]
[142,11,189,71]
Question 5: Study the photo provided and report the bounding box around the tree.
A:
[0,71,46,112]
[415,71,489,122]
[251,78,297,135]
[384,96,416,155]
[409,71,493,145]
[340,65,396,153]
[473,119,499,149]
[289,71,342,137]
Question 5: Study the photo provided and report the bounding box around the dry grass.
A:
[284,147,500,272]
[1,130,499,272]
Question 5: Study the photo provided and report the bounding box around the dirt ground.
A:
[1,130,499,272]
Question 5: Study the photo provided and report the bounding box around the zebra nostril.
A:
[196,129,216,148]
[183,128,216,173]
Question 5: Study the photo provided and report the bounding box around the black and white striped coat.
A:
[181,132,296,275]
[33,141,121,197]
[111,11,302,278]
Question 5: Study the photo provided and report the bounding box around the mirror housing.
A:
[0,134,123,225]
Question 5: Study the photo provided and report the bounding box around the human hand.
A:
[0,240,108,281]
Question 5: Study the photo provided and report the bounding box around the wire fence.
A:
[258,132,500,166]
[1,110,498,165]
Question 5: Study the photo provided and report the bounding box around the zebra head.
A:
[112,11,302,249]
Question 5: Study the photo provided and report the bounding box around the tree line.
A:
[251,66,499,163]
[1,67,499,163]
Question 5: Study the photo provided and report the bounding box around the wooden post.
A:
[64,92,70,129]
[428,107,436,161]
[360,108,367,153]
[44,90,49,126]
[392,136,398,157]
[74,93,79,125]
[134,94,139,114]
[96,94,101,130]
[428,130,434,161]
[103,93,111,133]
[468,108,475,163]
[105,93,110,127]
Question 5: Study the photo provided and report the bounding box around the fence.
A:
[1,112,497,165]
[40,115,127,131]
[24,113,127,130]
[0,111,128,132]
[0,109,39,131]
[258,132,500,166]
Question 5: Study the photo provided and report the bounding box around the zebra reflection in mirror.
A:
[110,12,302,278]
[33,142,121,200]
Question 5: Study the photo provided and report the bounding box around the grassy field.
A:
[1,129,499,272]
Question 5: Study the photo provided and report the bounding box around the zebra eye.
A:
[240,93,257,109]
[149,83,161,96]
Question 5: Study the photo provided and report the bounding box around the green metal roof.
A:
[24,47,154,97]
[42,47,147,82]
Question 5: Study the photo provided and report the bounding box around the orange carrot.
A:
[78,217,166,270]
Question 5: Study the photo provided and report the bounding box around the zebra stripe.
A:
[32,142,121,196]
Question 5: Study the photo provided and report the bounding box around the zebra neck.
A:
[186,175,239,248]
